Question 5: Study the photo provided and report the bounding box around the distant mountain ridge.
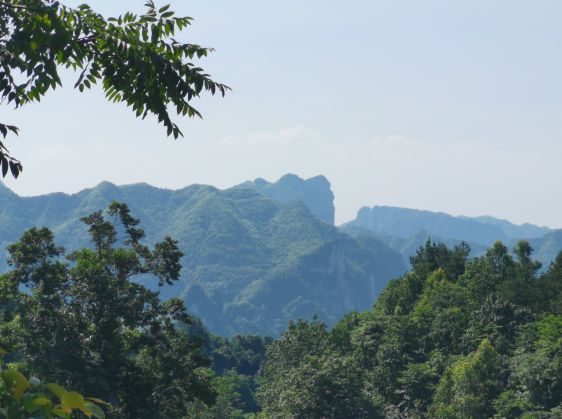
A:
[343,205,557,268]
[461,214,552,240]
[348,205,551,243]
[0,176,404,337]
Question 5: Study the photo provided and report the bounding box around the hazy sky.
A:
[3,0,562,227]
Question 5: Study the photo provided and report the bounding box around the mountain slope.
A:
[340,225,489,268]
[468,215,551,239]
[0,178,405,337]
[346,206,552,245]
[528,230,562,269]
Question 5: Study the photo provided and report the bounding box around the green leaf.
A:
[1,157,8,177]
[61,391,86,410]
[51,406,68,417]
[84,401,105,419]
[86,397,109,406]
[33,396,52,408]
[2,369,29,400]
[22,393,39,413]
[45,383,66,399]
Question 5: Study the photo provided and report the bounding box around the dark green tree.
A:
[537,252,562,314]
[0,0,229,177]
[506,315,562,413]
[410,239,470,282]
[257,319,376,418]
[0,202,216,418]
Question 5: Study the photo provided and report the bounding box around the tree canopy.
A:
[0,202,217,417]
[0,0,229,178]
[257,240,562,418]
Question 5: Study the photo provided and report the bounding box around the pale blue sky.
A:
[3,1,562,226]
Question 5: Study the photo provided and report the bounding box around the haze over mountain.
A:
[347,206,551,243]
[343,205,557,268]
[2,174,559,335]
[0,175,404,337]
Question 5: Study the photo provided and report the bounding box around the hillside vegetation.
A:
[257,240,562,418]
[0,178,405,337]
[3,174,561,340]
[1,202,560,417]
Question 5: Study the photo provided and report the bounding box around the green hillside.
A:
[0,179,406,337]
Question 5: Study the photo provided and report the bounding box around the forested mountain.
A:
[528,230,562,269]
[0,202,270,417]
[243,173,335,225]
[468,214,552,239]
[3,175,561,339]
[341,224,488,268]
[0,177,405,337]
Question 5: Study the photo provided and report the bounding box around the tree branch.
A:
[0,1,46,13]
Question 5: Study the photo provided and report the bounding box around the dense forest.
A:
[256,240,562,418]
[1,202,561,418]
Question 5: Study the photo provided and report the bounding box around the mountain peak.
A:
[94,180,118,190]
[245,174,335,225]
[0,181,18,198]
[277,173,303,184]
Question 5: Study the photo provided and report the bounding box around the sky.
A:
[3,0,562,227]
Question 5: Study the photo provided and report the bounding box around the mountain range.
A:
[0,176,404,337]
[342,205,560,269]
[1,174,560,336]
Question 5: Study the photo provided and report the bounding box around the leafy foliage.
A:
[256,240,562,418]
[0,202,217,418]
[430,339,500,418]
[0,0,228,177]
[257,319,376,418]
[0,349,106,418]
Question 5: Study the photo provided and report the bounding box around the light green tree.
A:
[430,339,501,418]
